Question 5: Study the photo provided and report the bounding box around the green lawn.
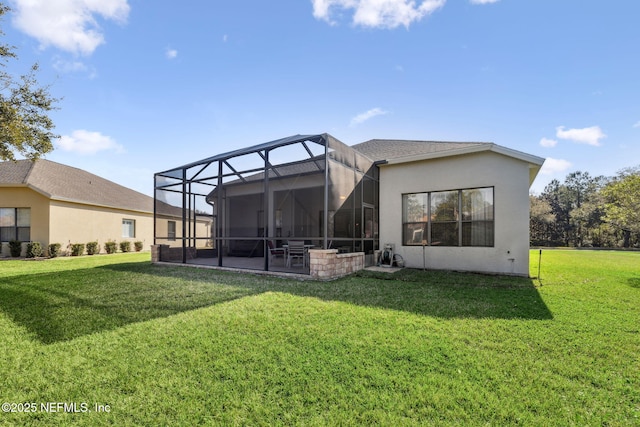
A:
[0,250,638,426]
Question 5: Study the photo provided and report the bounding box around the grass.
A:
[0,250,638,425]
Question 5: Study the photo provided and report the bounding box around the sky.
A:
[2,0,639,196]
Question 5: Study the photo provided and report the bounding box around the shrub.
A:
[86,241,99,255]
[9,240,22,257]
[48,243,62,258]
[134,241,143,252]
[104,241,118,254]
[120,241,131,253]
[70,243,85,256]
[26,241,43,258]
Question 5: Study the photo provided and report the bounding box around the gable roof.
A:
[0,159,154,213]
[351,139,545,185]
[351,139,488,162]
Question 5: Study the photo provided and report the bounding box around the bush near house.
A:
[120,241,131,253]
[26,242,43,258]
[134,241,143,252]
[70,243,85,256]
[86,241,99,255]
[48,243,61,258]
[8,240,22,257]
[104,241,117,254]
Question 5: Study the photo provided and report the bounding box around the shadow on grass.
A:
[0,261,552,344]
[629,277,640,289]
[0,264,261,344]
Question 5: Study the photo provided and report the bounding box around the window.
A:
[122,219,136,238]
[0,208,31,242]
[167,221,176,241]
[402,193,428,245]
[402,187,494,247]
[462,188,494,247]
[430,190,459,246]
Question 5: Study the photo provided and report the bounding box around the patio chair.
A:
[267,241,285,264]
[286,240,306,268]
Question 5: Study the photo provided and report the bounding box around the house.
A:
[0,159,211,257]
[153,134,544,278]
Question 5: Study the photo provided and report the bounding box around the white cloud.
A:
[556,126,606,147]
[312,0,446,29]
[53,57,87,73]
[350,108,389,126]
[165,48,178,59]
[223,34,229,43]
[12,0,130,56]
[470,0,499,4]
[57,130,125,155]
[539,137,557,148]
[540,158,572,176]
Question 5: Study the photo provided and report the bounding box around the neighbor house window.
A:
[122,219,136,238]
[0,208,30,242]
[402,187,494,247]
[167,221,176,241]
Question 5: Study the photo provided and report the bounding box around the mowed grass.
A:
[0,250,637,426]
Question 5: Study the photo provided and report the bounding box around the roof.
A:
[351,138,545,185]
[351,139,489,162]
[158,134,545,188]
[0,159,154,213]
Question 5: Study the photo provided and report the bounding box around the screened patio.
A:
[154,134,379,275]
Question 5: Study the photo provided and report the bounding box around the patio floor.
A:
[186,255,310,275]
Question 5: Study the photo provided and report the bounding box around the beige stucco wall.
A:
[0,186,50,256]
[155,214,213,249]
[49,200,154,254]
[378,151,532,276]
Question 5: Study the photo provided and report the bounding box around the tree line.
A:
[530,167,640,248]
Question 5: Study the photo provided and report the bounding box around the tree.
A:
[529,195,555,245]
[602,169,640,248]
[1,3,58,161]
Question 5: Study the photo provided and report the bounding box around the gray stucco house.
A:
[153,134,544,278]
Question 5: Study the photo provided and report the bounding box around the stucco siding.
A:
[379,151,532,276]
[49,200,154,253]
[0,187,50,254]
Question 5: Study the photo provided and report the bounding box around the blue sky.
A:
[3,0,639,196]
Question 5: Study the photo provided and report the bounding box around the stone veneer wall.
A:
[309,249,365,280]
[151,244,196,263]
[152,246,365,280]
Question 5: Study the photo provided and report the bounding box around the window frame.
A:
[122,219,136,238]
[402,187,494,247]
[0,208,31,242]
[167,220,176,241]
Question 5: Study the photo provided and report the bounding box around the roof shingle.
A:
[351,139,490,162]
[0,159,153,213]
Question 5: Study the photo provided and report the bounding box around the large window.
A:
[0,208,31,242]
[402,187,494,247]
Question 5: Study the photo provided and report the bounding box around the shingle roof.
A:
[0,159,154,213]
[351,139,490,162]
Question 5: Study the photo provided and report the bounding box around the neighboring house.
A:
[154,134,544,277]
[0,159,210,257]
